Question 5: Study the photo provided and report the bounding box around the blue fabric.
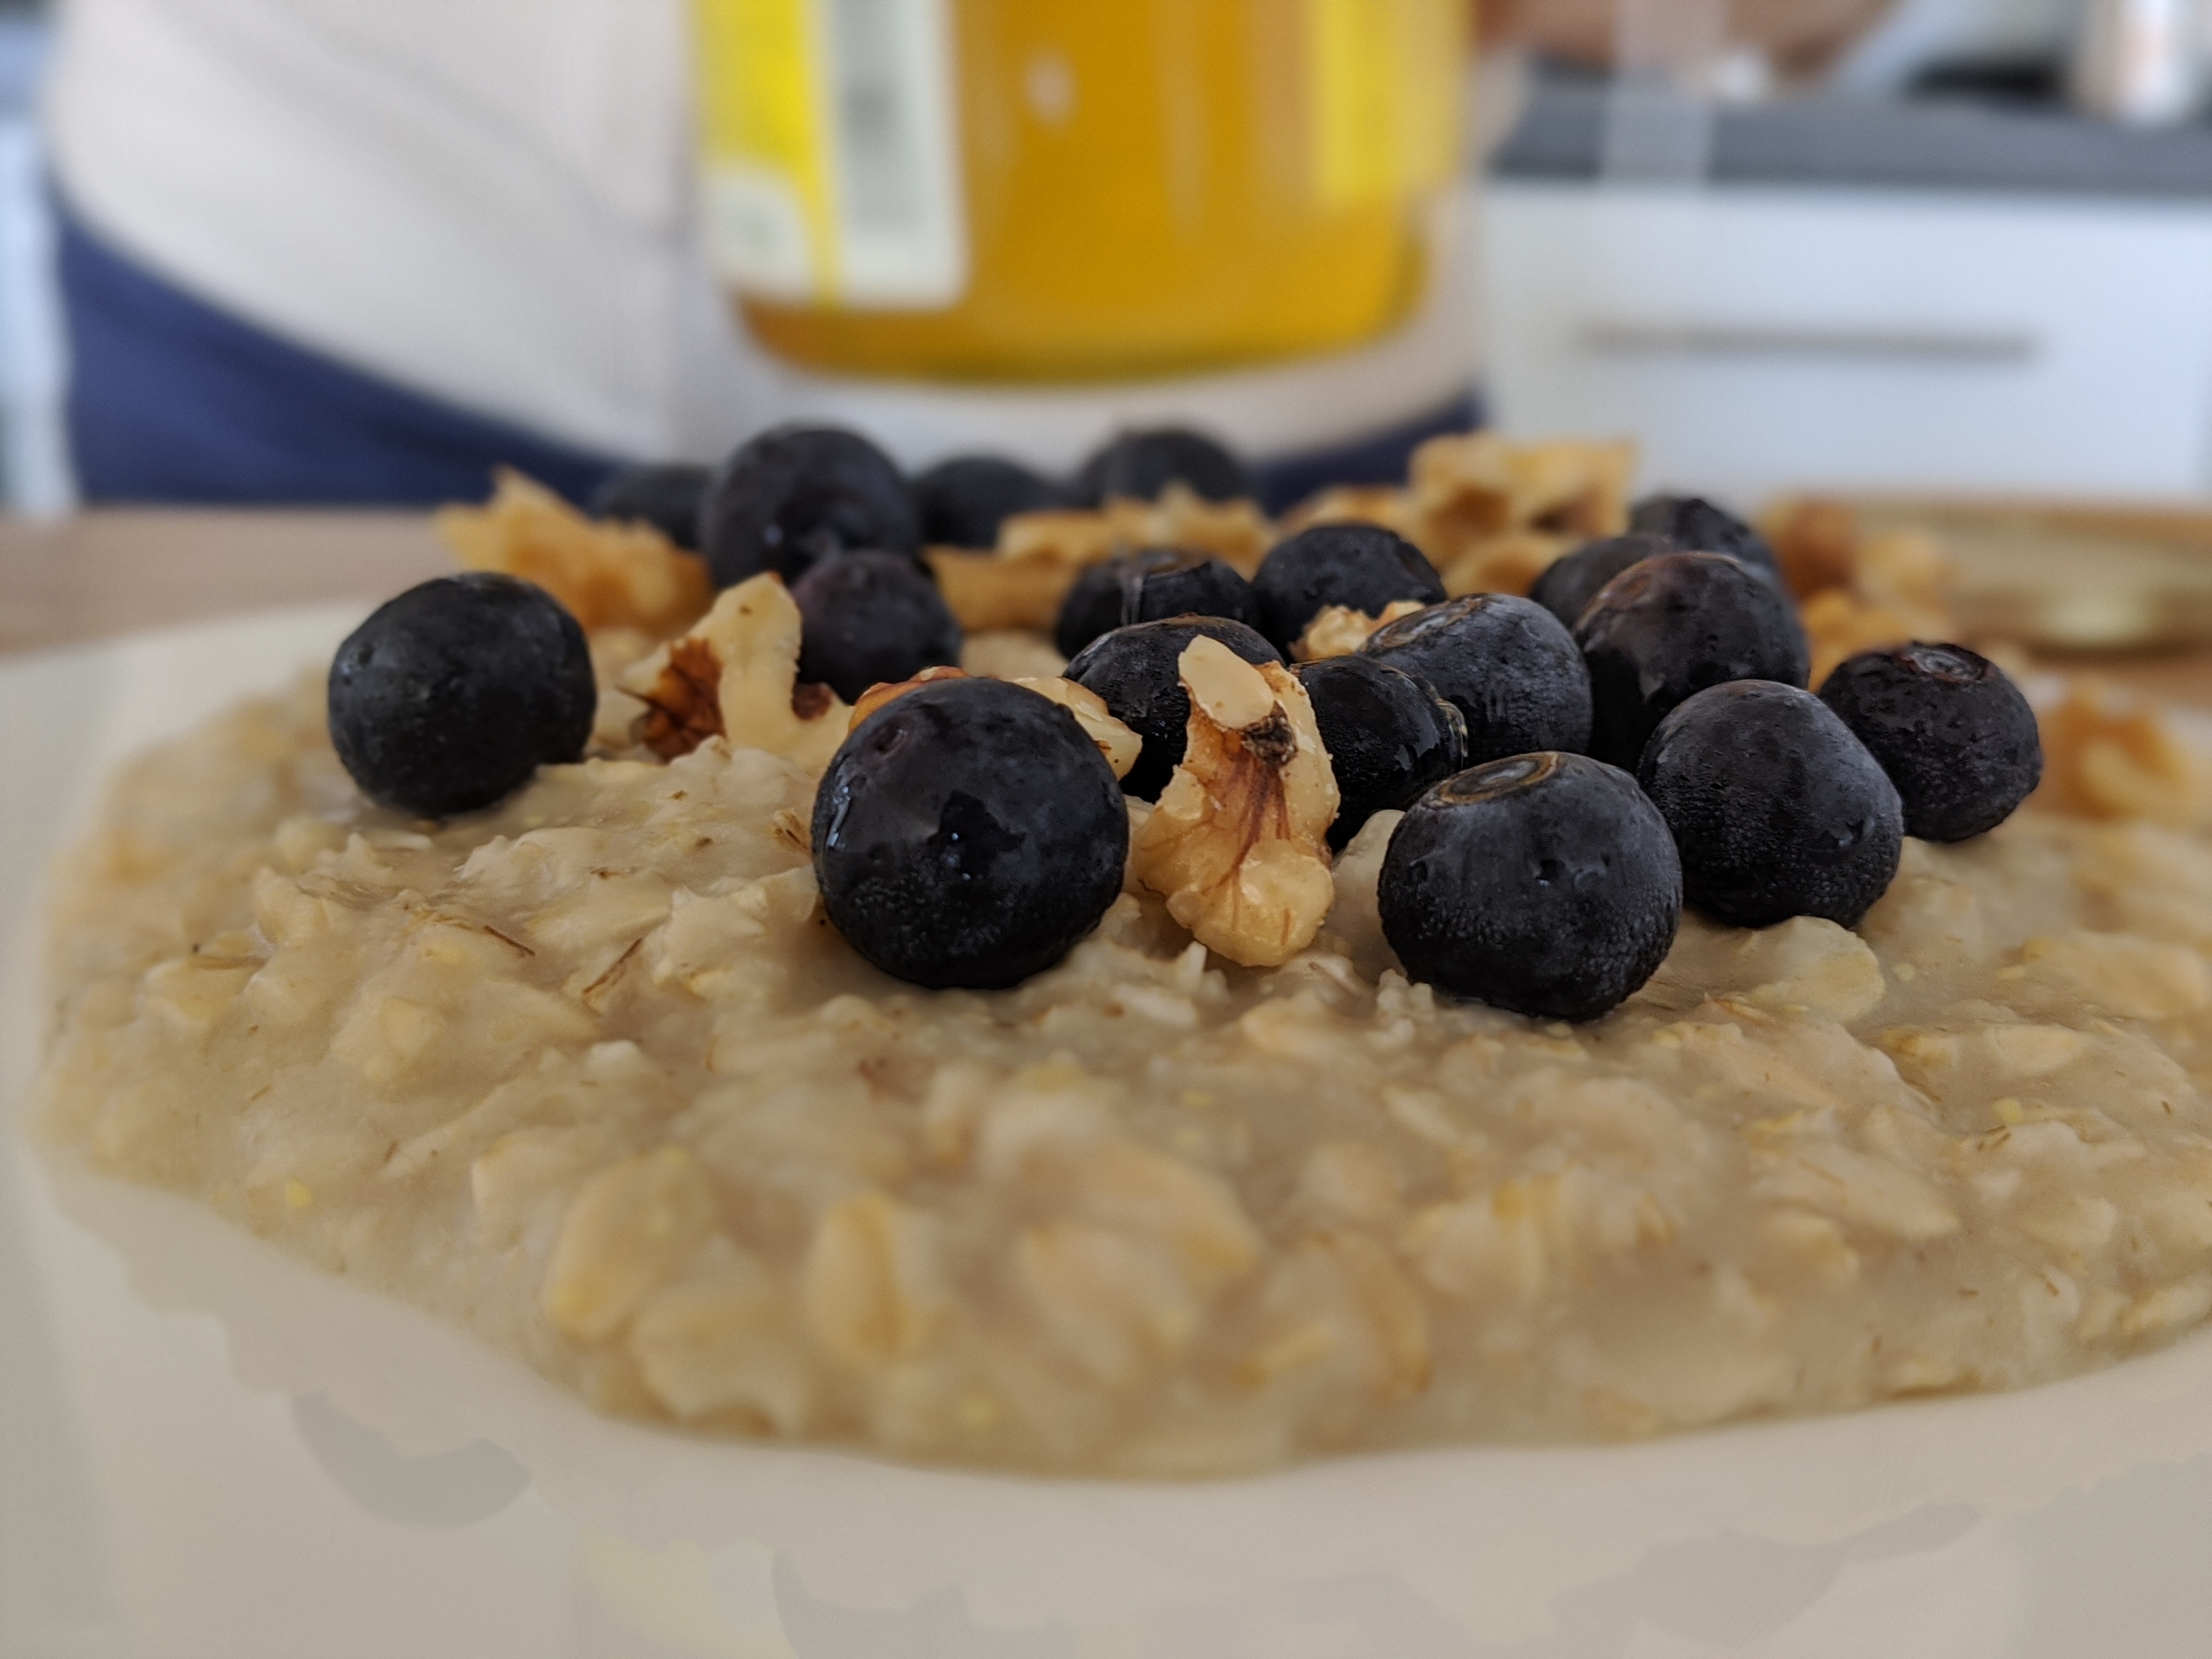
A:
[57,200,625,507]
[1252,389,1485,517]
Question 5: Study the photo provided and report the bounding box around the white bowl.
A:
[9,607,2212,1658]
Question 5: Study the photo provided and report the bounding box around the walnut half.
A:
[1132,637,1340,967]
[618,575,851,771]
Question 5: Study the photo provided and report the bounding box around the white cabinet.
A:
[1481,180,2212,506]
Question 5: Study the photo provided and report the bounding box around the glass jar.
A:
[692,0,1466,383]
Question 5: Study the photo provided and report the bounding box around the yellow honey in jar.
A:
[693,0,1466,383]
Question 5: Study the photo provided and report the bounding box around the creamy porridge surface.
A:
[34,669,2212,1477]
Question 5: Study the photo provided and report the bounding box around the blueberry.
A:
[1379,753,1681,1022]
[792,552,964,704]
[328,573,595,820]
[1640,680,1903,930]
[1064,617,1284,801]
[1251,524,1447,654]
[1630,494,1783,585]
[1818,643,2043,843]
[1294,656,1467,851]
[1361,594,1593,765]
[1575,551,1811,771]
[1075,427,1253,506]
[913,455,1071,550]
[698,424,921,589]
[812,678,1130,990]
[1053,548,1260,659]
[590,464,711,551]
[1528,533,1672,631]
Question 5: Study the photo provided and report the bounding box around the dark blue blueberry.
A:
[1819,643,2043,843]
[1640,680,1904,930]
[1575,551,1810,771]
[328,573,595,820]
[792,552,964,704]
[1379,753,1682,1022]
[699,424,921,589]
[1075,427,1254,506]
[1065,617,1284,801]
[1294,656,1466,851]
[1053,548,1260,659]
[811,678,1129,990]
[589,464,711,551]
[1251,524,1446,654]
[1630,494,1783,585]
[912,455,1072,550]
[1361,594,1593,765]
[1528,533,1673,631]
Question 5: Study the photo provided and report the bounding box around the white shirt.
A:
[43,0,1480,478]
[44,0,761,462]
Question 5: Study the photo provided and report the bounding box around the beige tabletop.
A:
[0,511,451,655]
[9,508,2212,711]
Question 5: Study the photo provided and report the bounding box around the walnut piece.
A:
[959,629,1069,682]
[1293,599,1429,663]
[1764,496,1861,598]
[2035,678,2211,826]
[845,669,1139,780]
[618,575,851,771]
[1402,433,1634,577]
[927,484,1275,633]
[1132,483,1272,578]
[928,508,1120,633]
[1278,486,1417,541]
[1437,530,1578,601]
[1800,588,1923,689]
[1132,637,1340,967]
[1760,500,1958,665]
[849,666,972,729]
[1013,678,1143,779]
[439,469,713,637]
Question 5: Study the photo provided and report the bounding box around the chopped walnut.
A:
[1762,501,1959,665]
[438,469,713,638]
[2035,678,2211,827]
[1132,637,1340,968]
[1437,531,1577,601]
[1278,486,1417,541]
[1131,483,1272,578]
[1013,678,1143,779]
[929,505,1121,633]
[927,548,1083,634]
[843,669,1138,778]
[1403,433,1633,573]
[1000,507,1125,569]
[1800,588,1922,689]
[1855,528,1954,633]
[927,486,1276,633]
[618,575,851,771]
[849,667,971,729]
[1764,497,1861,599]
[1293,600,1429,662]
[959,630,1069,682]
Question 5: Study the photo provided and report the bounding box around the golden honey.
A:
[693,0,1466,382]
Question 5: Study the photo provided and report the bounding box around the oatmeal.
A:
[33,654,2212,1476]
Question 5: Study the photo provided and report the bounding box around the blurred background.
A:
[9,0,2212,602]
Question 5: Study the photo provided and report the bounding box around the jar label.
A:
[696,0,969,308]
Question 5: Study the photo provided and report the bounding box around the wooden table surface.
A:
[9,508,2212,710]
[0,511,451,656]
